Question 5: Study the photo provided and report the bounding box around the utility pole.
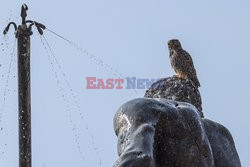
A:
[3,4,45,167]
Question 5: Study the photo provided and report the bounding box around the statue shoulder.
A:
[113,98,163,136]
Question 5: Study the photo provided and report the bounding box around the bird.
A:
[168,39,200,87]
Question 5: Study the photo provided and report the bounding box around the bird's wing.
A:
[181,50,200,87]
[182,50,196,74]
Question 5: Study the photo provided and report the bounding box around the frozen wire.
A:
[46,28,124,77]
[39,35,86,162]
[45,28,140,95]
[0,39,16,125]
[0,11,16,154]
[41,34,103,166]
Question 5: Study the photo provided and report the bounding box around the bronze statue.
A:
[113,41,241,166]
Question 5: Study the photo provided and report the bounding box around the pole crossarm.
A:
[3,4,46,167]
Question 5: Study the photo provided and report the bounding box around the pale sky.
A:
[0,0,249,166]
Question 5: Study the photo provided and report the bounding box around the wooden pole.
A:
[17,24,32,167]
[3,4,45,167]
[17,4,32,167]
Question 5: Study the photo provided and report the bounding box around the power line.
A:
[0,39,16,125]
[40,34,103,166]
[45,28,140,95]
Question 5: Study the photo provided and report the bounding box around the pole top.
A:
[21,4,28,24]
[3,4,46,36]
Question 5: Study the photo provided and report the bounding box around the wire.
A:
[0,38,16,125]
[45,28,140,95]
[41,34,103,166]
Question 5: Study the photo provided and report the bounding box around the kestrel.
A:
[168,39,200,87]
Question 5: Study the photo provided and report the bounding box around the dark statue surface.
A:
[113,77,241,167]
[145,76,203,117]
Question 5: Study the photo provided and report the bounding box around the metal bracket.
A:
[3,3,46,37]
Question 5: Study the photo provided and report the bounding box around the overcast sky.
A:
[0,0,249,166]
